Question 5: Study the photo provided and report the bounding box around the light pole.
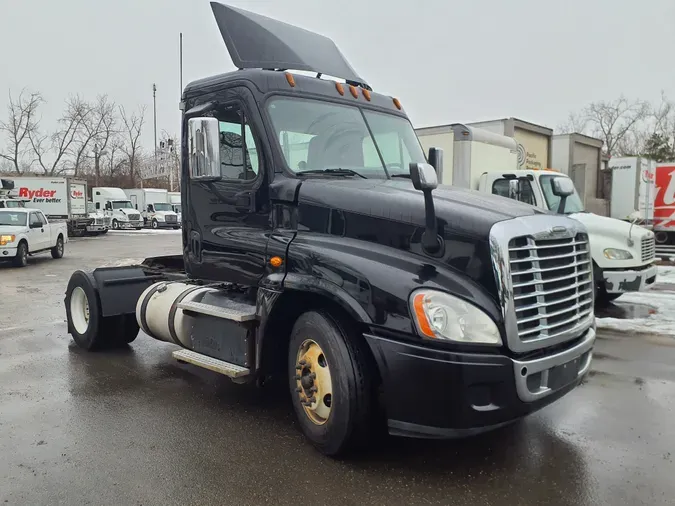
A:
[153,83,158,161]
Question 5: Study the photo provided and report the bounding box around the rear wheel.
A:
[65,271,140,351]
[12,241,28,267]
[288,311,376,456]
[51,235,64,259]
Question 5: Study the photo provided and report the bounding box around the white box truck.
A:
[168,191,182,226]
[92,187,144,230]
[416,124,657,305]
[607,156,656,224]
[2,176,93,237]
[124,188,179,229]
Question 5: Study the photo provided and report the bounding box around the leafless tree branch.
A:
[0,89,43,174]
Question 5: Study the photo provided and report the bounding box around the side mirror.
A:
[29,221,42,229]
[508,179,519,200]
[551,176,575,197]
[188,117,221,181]
[409,162,438,191]
[550,176,575,214]
[427,148,444,180]
[409,162,441,255]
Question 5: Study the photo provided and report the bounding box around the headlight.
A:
[0,234,16,246]
[604,248,633,260]
[410,289,502,345]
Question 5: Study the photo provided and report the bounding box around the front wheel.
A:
[288,311,376,456]
[112,219,119,230]
[51,235,64,259]
[12,242,28,267]
[151,219,159,229]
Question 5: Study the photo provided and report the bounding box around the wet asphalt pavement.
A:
[2,231,675,505]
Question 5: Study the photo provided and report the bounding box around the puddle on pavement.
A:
[596,302,658,319]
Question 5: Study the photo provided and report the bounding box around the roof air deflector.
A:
[210,2,369,89]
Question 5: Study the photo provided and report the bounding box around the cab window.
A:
[492,178,536,206]
[217,103,260,181]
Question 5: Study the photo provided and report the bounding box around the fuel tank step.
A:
[172,349,251,378]
[176,300,256,322]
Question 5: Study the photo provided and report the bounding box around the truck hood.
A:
[298,178,543,238]
[155,211,177,217]
[0,225,26,235]
[569,212,654,244]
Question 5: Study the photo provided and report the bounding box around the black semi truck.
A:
[64,3,596,456]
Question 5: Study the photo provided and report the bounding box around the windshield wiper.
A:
[390,173,411,179]
[296,168,367,179]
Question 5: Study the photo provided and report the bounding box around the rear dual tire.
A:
[65,271,139,351]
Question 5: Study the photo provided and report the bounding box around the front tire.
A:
[12,241,28,267]
[112,219,119,230]
[51,235,64,259]
[151,219,159,229]
[288,311,376,456]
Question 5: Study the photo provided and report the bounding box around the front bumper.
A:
[602,264,658,293]
[155,220,179,228]
[0,246,19,259]
[364,327,595,438]
[118,221,144,229]
[86,224,108,232]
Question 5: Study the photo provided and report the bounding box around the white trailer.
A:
[124,188,179,229]
[416,124,657,305]
[92,187,144,230]
[607,156,656,224]
[2,177,92,237]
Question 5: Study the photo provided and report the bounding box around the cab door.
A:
[185,86,271,286]
[27,211,47,250]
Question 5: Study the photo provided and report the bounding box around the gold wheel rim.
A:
[295,339,332,425]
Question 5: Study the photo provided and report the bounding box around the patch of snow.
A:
[657,265,675,284]
[596,290,675,336]
[98,258,145,267]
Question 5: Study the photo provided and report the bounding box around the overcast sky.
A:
[1,0,673,150]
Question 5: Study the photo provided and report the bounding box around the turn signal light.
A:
[269,256,283,268]
[412,293,435,338]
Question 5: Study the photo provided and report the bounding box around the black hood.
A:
[297,178,543,239]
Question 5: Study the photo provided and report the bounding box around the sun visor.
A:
[210,2,367,86]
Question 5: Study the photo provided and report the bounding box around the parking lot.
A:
[2,231,675,505]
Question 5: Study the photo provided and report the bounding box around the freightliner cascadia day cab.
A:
[64,3,595,456]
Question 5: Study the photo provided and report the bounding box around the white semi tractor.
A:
[92,187,144,230]
[124,188,180,229]
[416,123,657,305]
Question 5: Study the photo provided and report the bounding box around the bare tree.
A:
[651,92,675,152]
[119,105,146,186]
[28,95,90,175]
[70,95,118,181]
[561,96,650,156]
[0,89,43,174]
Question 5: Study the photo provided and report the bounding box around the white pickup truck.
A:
[0,208,68,267]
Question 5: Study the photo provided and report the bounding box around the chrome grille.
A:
[508,233,593,343]
[129,213,141,221]
[641,235,655,262]
[94,217,103,225]
[166,214,177,223]
[104,216,112,226]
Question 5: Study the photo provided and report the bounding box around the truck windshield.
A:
[267,97,426,178]
[0,211,27,226]
[154,203,173,212]
[539,175,585,214]
[111,201,133,210]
